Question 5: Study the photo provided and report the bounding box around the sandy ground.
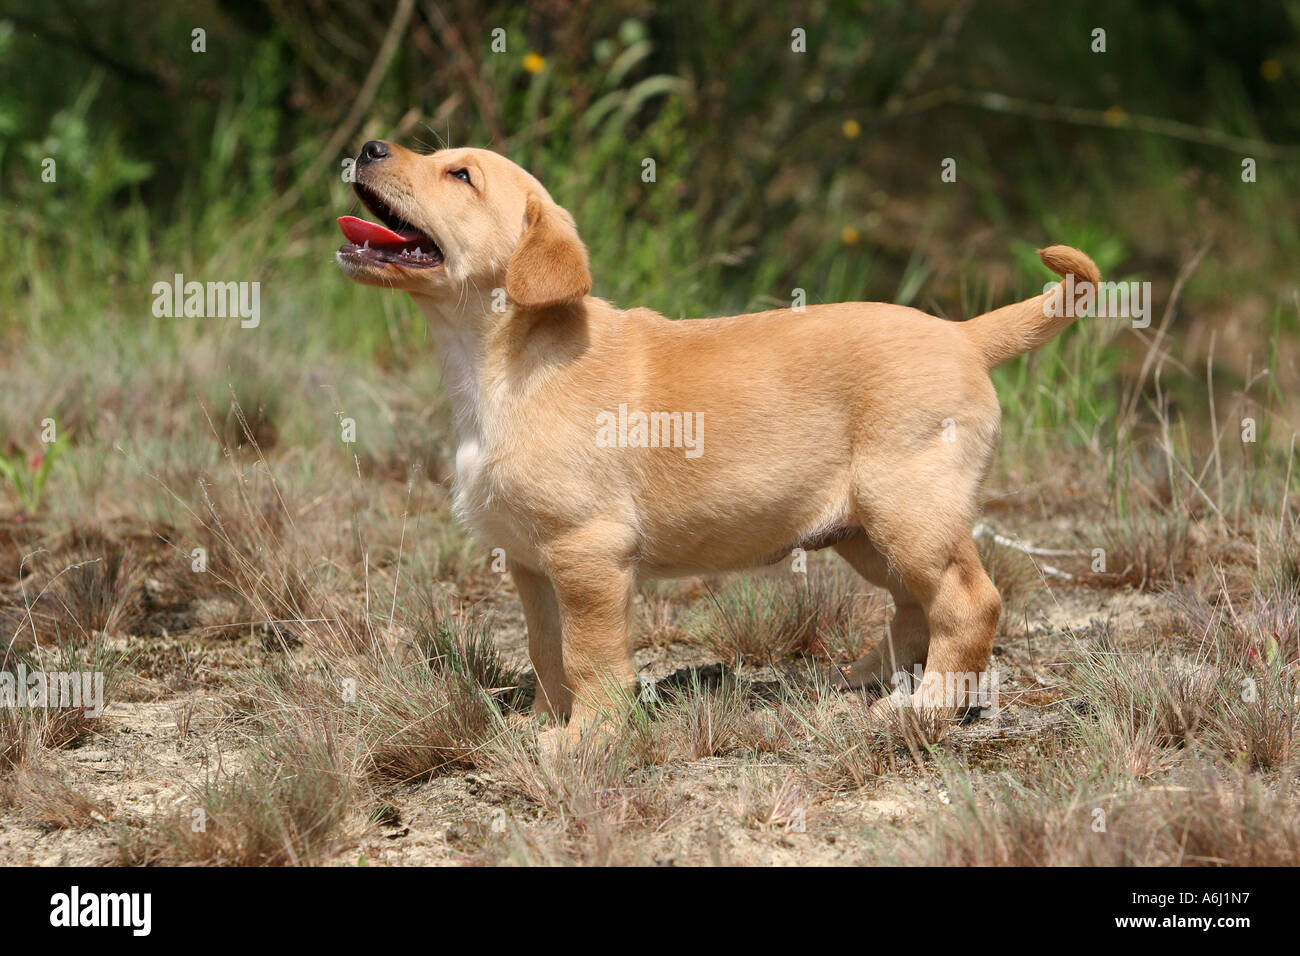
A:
[0,549,1165,866]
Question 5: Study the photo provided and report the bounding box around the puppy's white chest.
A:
[453,438,495,520]
[454,438,485,492]
[453,438,538,563]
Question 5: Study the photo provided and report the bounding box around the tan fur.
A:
[338,143,1100,739]
[965,245,1101,368]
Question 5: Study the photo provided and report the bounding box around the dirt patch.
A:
[0,563,1167,866]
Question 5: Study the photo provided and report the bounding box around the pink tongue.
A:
[338,215,419,245]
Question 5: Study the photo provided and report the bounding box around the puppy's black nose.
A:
[358,140,390,165]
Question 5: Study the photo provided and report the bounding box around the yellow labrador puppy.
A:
[336,140,1099,740]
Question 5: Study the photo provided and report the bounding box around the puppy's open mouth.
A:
[337,183,444,269]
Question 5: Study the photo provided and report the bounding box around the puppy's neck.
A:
[411,292,595,448]
[411,291,494,445]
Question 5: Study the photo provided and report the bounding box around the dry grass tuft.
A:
[684,572,863,666]
[873,755,1300,866]
[116,719,354,866]
[473,730,692,865]
[2,529,144,648]
[1207,669,1300,771]
[1072,646,1217,751]
[2,765,111,831]
[1175,580,1300,666]
[625,672,756,762]
[180,477,323,636]
[411,598,523,707]
[736,768,812,831]
[0,642,116,774]
[801,710,900,790]
[240,598,519,783]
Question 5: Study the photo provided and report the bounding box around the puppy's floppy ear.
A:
[506,193,591,309]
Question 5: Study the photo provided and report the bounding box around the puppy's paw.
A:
[505,711,535,731]
[866,693,905,723]
[535,725,572,761]
[828,664,853,692]
[866,692,955,744]
[829,662,887,693]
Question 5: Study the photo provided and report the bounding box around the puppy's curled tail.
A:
[963,245,1100,369]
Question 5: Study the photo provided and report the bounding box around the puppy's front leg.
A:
[509,561,569,721]
[547,527,637,742]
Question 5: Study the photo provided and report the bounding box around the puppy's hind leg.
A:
[848,386,1002,717]
[832,535,929,695]
[858,500,1001,720]
[916,535,1001,711]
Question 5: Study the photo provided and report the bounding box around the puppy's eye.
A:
[449,168,472,184]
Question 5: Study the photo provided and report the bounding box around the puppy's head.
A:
[336,142,590,310]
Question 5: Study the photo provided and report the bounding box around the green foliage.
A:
[0,434,65,515]
[0,0,1295,477]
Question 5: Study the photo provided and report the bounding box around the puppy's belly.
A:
[636,507,861,578]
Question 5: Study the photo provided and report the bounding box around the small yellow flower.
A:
[1103,105,1127,126]
[1261,59,1282,82]
[841,226,860,245]
[523,52,545,74]
[842,118,861,139]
